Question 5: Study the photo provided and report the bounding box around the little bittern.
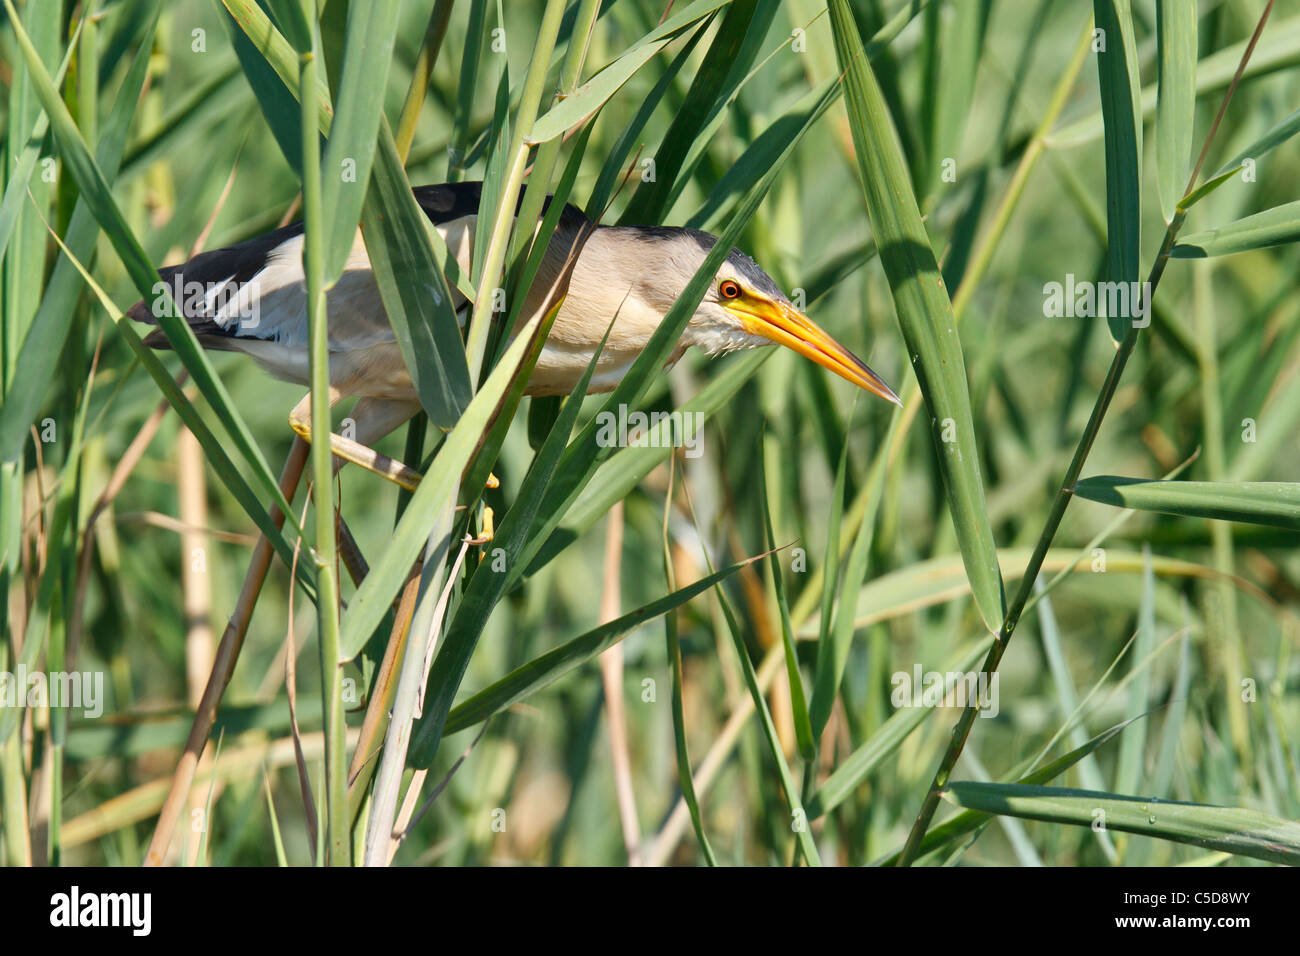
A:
[130,181,899,487]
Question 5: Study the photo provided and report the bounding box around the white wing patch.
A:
[199,211,482,399]
[235,221,477,349]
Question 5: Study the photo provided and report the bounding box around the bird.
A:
[129,181,900,490]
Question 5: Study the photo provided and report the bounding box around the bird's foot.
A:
[464,505,494,546]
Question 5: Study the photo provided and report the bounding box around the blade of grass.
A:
[828,0,1005,634]
[526,0,732,146]
[1171,199,1300,257]
[221,0,332,129]
[1130,600,1194,866]
[360,120,472,428]
[1155,609,1193,796]
[263,770,289,866]
[1211,105,1300,179]
[585,22,707,217]
[668,5,828,218]
[1093,0,1143,342]
[1176,164,1246,211]
[688,78,841,233]
[919,0,987,201]
[446,0,489,180]
[505,0,601,302]
[2,0,60,367]
[461,125,594,499]
[393,0,455,162]
[1033,582,1112,795]
[118,60,247,183]
[1072,477,1300,530]
[1155,0,1196,225]
[318,0,400,284]
[943,783,1300,865]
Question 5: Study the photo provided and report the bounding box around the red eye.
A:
[719,280,741,299]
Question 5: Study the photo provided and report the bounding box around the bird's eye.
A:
[719,280,741,299]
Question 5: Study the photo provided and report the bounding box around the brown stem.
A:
[143,437,309,866]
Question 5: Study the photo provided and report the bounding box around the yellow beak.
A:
[726,295,901,406]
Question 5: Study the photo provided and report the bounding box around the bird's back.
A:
[129,182,590,398]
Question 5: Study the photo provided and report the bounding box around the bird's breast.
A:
[525,339,689,396]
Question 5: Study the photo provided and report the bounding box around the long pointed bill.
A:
[730,297,902,406]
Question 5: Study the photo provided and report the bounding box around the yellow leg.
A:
[289,394,424,491]
[288,393,496,541]
[465,505,494,545]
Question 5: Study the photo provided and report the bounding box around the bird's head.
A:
[606,226,901,406]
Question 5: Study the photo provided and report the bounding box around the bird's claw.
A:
[464,505,494,546]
